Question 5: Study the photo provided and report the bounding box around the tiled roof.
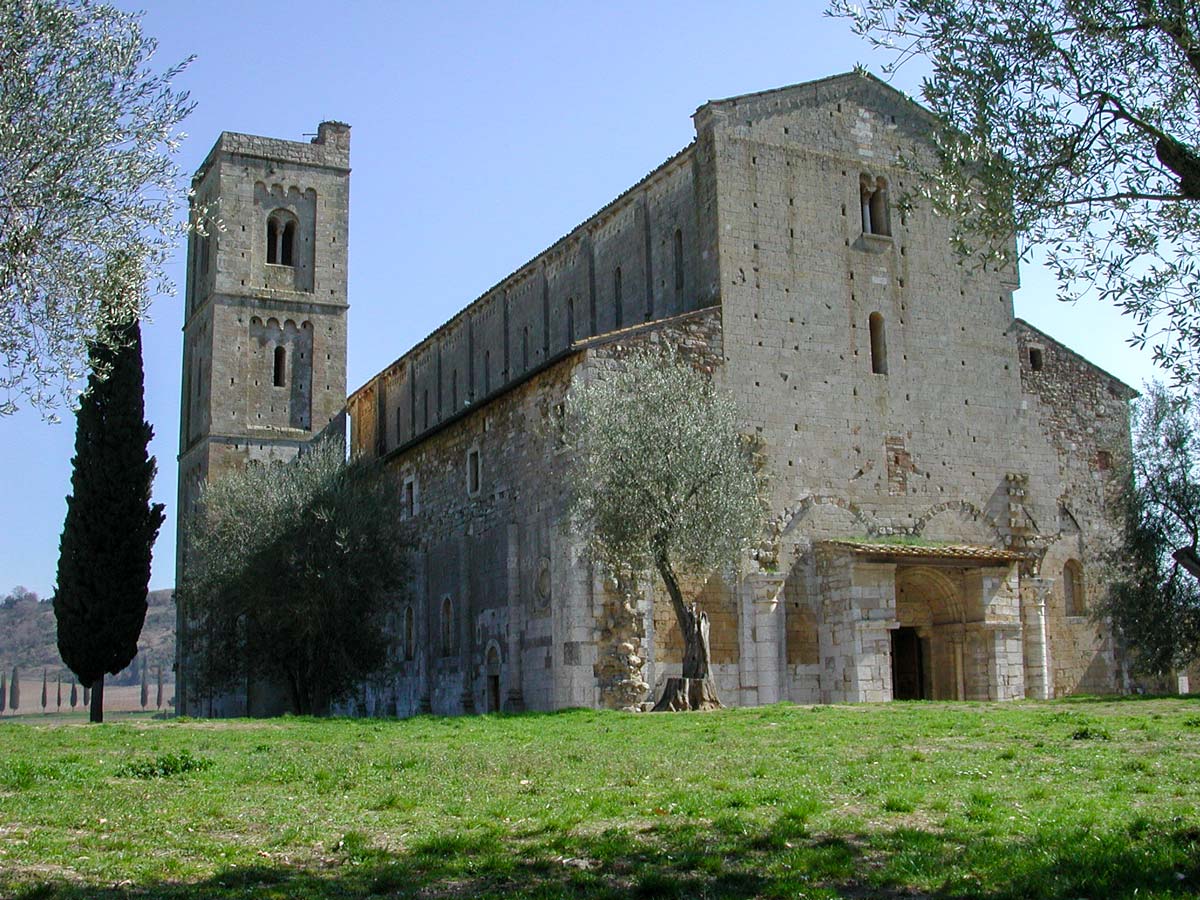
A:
[822,540,1027,563]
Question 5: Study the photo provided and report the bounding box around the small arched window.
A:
[441,597,454,656]
[1063,560,1085,616]
[273,345,287,387]
[613,267,623,328]
[869,313,888,375]
[267,211,297,266]
[403,606,415,662]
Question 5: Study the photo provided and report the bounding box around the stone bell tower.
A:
[175,122,350,715]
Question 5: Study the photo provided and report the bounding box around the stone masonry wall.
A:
[346,307,725,715]
[701,72,1130,701]
[1013,320,1134,695]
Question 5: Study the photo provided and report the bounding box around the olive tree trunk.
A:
[652,557,722,711]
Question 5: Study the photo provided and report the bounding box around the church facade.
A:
[177,73,1134,717]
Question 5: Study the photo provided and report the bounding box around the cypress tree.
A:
[41,669,47,711]
[10,666,19,711]
[69,681,78,709]
[56,673,62,710]
[155,665,163,709]
[0,672,6,714]
[53,297,165,724]
[140,661,148,709]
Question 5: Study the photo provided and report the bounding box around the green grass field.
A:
[1,698,1198,899]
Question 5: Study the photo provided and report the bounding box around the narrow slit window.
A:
[267,217,279,264]
[613,266,623,328]
[273,345,286,386]
[673,228,684,292]
[869,313,888,375]
[467,448,480,495]
[422,389,429,430]
[567,297,575,343]
[403,477,416,518]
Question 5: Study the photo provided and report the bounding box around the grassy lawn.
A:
[1,698,1198,899]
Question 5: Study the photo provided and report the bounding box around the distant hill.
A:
[0,588,175,685]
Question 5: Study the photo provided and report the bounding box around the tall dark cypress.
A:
[53,308,165,723]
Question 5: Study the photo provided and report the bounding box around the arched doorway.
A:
[894,567,967,700]
[484,644,502,713]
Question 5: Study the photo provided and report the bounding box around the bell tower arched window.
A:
[267,210,297,266]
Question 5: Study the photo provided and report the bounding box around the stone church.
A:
[176,72,1134,717]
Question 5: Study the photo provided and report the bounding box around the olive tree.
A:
[0,0,193,417]
[1099,381,1200,676]
[563,343,766,710]
[180,438,409,715]
[828,1,1200,385]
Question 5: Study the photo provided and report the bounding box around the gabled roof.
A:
[695,69,937,127]
[1011,318,1139,399]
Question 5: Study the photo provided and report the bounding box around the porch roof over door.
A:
[819,540,1028,565]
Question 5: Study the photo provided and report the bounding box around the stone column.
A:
[742,573,785,705]
[1021,578,1051,700]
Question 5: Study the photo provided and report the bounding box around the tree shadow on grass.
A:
[9,814,1199,899]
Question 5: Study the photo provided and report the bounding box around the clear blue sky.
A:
[0,1,1159,599]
